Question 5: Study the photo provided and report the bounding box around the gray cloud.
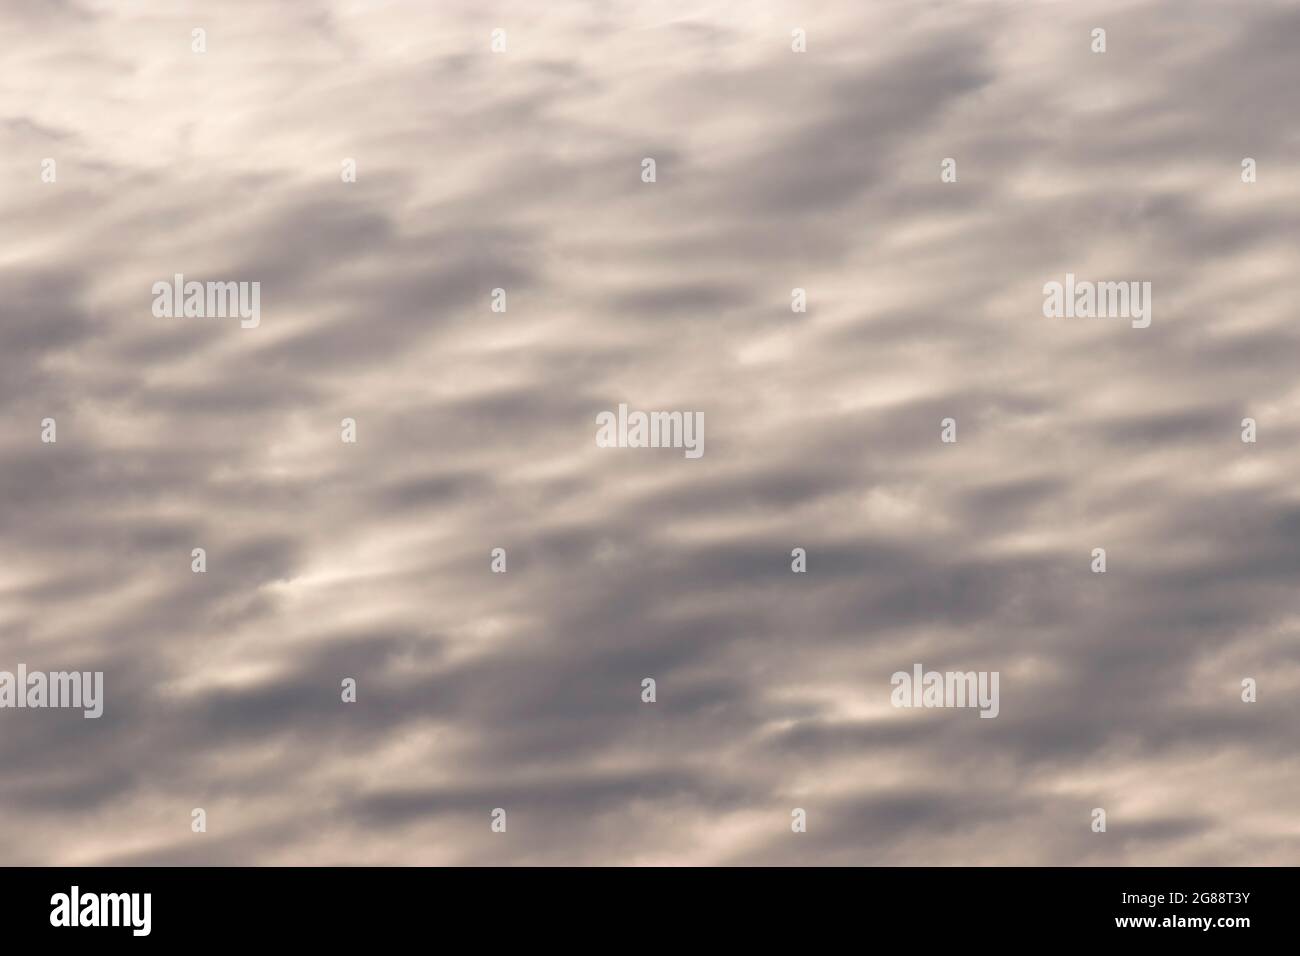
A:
[0,0,1296,866]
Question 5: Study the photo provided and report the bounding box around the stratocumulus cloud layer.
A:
[1,0,1297,865]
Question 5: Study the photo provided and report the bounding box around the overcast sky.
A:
[1,0,1297,865]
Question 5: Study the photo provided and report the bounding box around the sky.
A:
[1,0,1298,865]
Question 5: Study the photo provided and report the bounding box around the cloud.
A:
[0,0,1296,865]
